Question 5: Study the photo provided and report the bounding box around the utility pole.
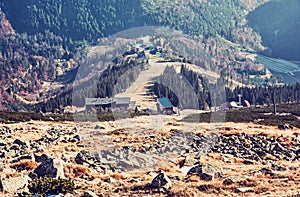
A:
[273,89,277,114]
[238,94,242,106]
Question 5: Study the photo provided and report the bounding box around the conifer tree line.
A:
[153,65,300,110]
[31,57,146,112]
[152,65,211,110]
[30,62,300,113]
[227,84,300,106]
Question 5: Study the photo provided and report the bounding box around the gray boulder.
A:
[75,150,94,165]
[151,172,172,190]
[187,164,223,181]
[34,153,49,163]
[13,139,26,146]
[0,178,3,192]
[271,162,287,171]
[1,176,31,193]
[33,158,65,178]
[223,176,248,185]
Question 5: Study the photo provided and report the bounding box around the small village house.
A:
[156,97,174,115]
[85,97,133,113]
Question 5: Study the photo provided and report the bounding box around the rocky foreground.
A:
[0,114,300,196]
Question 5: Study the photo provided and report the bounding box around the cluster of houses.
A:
[85,97,175,115]
[122,43,163,60]
[84,95,251,116]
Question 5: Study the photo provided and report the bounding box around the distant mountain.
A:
[247,0,300,61]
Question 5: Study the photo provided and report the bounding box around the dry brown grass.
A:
[277,135,294,146]
[155,161,181,174]
[9,159,38,171]
[64,163,90,178]
[1,119,300,196]
[100,173,128,181]
[185,175,202,183]
[4,172,22,179]
[293,131,300,136]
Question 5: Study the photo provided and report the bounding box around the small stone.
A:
[13,139,26,146]
[201,164,223,180]
[95,125,105,130]
[9,144,19,151]
[104,177,116,184]
[82,190,98,197]
[142,143,151,150]
[186,164,222,181]
[223,178,234,185]
[271,162,287,171]
[260,168,274,176]
[73,135,80,142]
[199,172,213,181]
[273,143,284,152]
[0,178,3,192]
[235,187,253,193]
[0,140,6,146]
[128,177,141,183]
[223,176,248,185]
[255,150,266,158]
[243,160,254,165]
[186,164,202,176]
[183,154,199,166]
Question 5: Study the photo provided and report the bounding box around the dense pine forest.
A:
[0,0,265,42]
[247,0,300,60]
[153,65,300,110]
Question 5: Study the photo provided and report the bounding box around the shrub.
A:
[28,177,75,197]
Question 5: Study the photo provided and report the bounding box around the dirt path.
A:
[115,58,168,109]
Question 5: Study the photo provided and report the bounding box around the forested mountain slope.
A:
[1,0,151,41]
[247,0,300,60]
[1,0,267,42]
[0,0,293,111]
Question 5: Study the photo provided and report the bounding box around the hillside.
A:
[1,0,150,41]
[247,0,300,61]
[1,1,300,196]
[0,111,300,196]
[36,27,283,113]
[1,0,254,42]
[0,0,297,112]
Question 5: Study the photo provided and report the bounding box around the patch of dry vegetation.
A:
[10,160,38,172]
[64,164,90,179]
